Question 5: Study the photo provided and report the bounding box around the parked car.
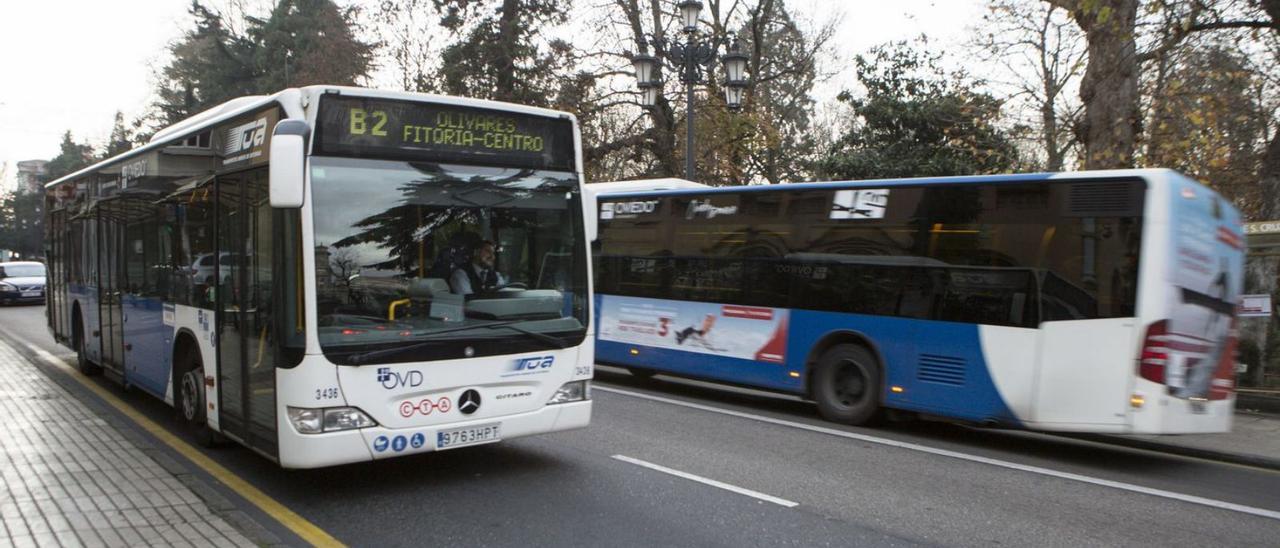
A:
[0,261,46,305]
[189,253,242,285]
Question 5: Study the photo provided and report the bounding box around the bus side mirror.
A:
[269,119,309,208]
[583,192,598,243]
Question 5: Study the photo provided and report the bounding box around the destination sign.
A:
[315,95,575,171]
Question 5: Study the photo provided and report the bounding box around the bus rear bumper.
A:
[277,401,592,469]
[1019,396,1234,435]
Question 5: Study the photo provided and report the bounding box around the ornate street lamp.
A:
[628,1,751,180]
[721,39,749,112]
[678,0,702,32]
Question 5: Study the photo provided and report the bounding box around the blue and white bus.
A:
[592,170,1242,434]
[44,86,593,468]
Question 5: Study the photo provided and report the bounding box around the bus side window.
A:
[181,191,216,309]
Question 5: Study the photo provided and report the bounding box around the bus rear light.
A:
[1139,320,1169,383]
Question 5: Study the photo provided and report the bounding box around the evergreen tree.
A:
[103,111,135,159]
[819,43,1020,180]
[45,131,95,181]
[152,0,374,126]
[251,0,375,92]
[154,2,258,125]
[0,191,45,259]
[433,0,570,106]
[3,132,94,259]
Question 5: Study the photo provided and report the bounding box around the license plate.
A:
[20,291,39,298]
[436,423,501,450]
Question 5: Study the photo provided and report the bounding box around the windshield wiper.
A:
[344,320,564,365]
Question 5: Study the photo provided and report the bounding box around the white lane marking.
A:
[612,454,799,508]
[596,385,1280,521]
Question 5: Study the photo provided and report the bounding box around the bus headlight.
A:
[546,380,590,405]
[287,406,377,434]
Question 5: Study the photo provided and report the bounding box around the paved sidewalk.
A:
[0,339,254,547]
[1091,411,1280,470]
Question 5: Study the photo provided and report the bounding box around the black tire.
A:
[811,344,882,425]
[74,317,102,376]
[627,367,658,379]
[176,347,219,447]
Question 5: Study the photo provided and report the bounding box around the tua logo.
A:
[512,356,554,372]
[377,367,424,390]
[225,117,267,155]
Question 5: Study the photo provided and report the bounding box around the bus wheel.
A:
[812,344,881,425]
[74,319,101,376]
[177,351,219,447]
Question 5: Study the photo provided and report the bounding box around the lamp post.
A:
[629,0,750,181]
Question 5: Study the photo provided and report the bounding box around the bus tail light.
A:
[1139,320,1169,383]
[547,381,590,405]
[288,406,377,434]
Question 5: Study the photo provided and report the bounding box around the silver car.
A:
[0,261,45,305]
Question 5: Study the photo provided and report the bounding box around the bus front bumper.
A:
[277,400,591,469]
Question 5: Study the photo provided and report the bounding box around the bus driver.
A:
[450,240,508,295]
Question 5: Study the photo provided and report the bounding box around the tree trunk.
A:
[1038,6,1064,171]
[1042,101,1063,171]
[1261,128,1280,220]
[496,0,520,102]
[1051,0,1139,170]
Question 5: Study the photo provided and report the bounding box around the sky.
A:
[0,0,987,189]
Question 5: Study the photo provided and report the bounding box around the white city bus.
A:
[592,170,1243,434]
[44,87,593,468]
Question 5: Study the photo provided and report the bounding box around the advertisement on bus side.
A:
[1165,178,1244,401]
[598,295,789,363]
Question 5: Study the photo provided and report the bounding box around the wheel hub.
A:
[181,370,200,421]
[833,359,866,407]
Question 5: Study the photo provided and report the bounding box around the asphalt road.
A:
[3,304,1279,547]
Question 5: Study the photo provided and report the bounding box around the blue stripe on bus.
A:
[595,296,1021,426]
[597,338,802,391]
[122,294,172,398]
[788,309,1021,425]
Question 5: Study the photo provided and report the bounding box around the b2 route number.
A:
[349,108,389,137]
[315,387,340,401]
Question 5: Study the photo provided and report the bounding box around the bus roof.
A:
[592,169,1188,200]
[45,86,580,190]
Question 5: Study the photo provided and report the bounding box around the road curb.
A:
[1237,392,1280,415]
[1069,432,1280,472]
[0,327,293,547]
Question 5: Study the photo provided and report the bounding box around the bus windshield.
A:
[310,156,588,364]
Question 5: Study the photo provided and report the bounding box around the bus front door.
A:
[216,169,278,455]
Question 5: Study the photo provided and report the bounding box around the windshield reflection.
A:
[310,157,588,363]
